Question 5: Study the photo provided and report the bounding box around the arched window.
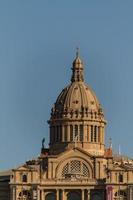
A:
[56,126,59,142]
[94,126,97,142]
[79,125,83,141]
[119,174,123,182]
[64,125,67,141]
[70,125,73,141]
[87,125,89,141]
[53,126,55,142]
[61,160,89,179]
[67,191,81,200]
[75,125,78,138]
[91,125,93,142]
[45,193,56,200]
[59,125,62,141]
[92,193,102,200]
[98,127,100,142]
[22,174,27,182]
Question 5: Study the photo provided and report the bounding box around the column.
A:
[62,125,64,142]
[37,189,40,200]
[101,126,104,144]
[89,125,91,142]
[100,126,102,143]
[39,190,42,200]
[56,189,59,200]
[62,189,65,200]
[41,190,45,200]
[67,125,70,141]
[12,187,16,200]
[81,189,84,200]
[87,190,91,200]
[96,126,98,142]
[93,126,95,142]
[102,126,105,144]
[84,124,88,142]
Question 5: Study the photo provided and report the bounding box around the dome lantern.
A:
[71,48,84,82]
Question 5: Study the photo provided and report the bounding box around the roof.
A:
[0,170,11,182]
[0,170,12,177]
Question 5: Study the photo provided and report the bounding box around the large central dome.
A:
[49,51,106,156]
[55,82,100,117]
[51,51,103,120]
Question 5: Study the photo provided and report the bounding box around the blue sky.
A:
[1,1,133,169]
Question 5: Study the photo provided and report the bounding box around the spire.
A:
[76,47,79,58]
[71,48,84,82]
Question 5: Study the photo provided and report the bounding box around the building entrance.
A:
[91,194,102,200]
[90,189,104,200]
[67,191,81,200]
[45,192,56,200]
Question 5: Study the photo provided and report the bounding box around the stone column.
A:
[41,190,45,200]
[89,126,91,142]
[81,189,84,200]
[93,126,95,142]
[62,189,65,200]
[84,124,87,142]
[56,189,59,200]
[12,187,16,200]
[67,125,70,142]
[101,126,104,144]
[62,125,64,142]
[100,126,102,143]
[88,190,91,200]
[96,126,98,142]
[102,126,105,144]
[37,189,40,200]
[39,190,42,200]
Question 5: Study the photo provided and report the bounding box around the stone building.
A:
[1,51,133,200]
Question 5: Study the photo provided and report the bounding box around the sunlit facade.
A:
[1,52,133,200]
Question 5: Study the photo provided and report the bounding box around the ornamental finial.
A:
[76,47,79,58]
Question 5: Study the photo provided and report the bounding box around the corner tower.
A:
[48,51,106,156]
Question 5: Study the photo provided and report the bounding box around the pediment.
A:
[55,147,94,163]
[112,165,125,171]
[15,164,32,171]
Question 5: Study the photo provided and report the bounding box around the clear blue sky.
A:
[1,1,133,169]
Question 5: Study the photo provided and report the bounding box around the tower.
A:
[48,51,106,156]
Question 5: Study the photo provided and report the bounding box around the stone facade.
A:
[1,52,133,200]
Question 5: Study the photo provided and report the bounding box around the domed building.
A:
[1,51,133,200]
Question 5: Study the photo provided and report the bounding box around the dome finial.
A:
[76,47,79,58]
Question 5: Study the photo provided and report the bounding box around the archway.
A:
[67,191,81,200]
[45,192,56,200]
[91,193,102,200]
